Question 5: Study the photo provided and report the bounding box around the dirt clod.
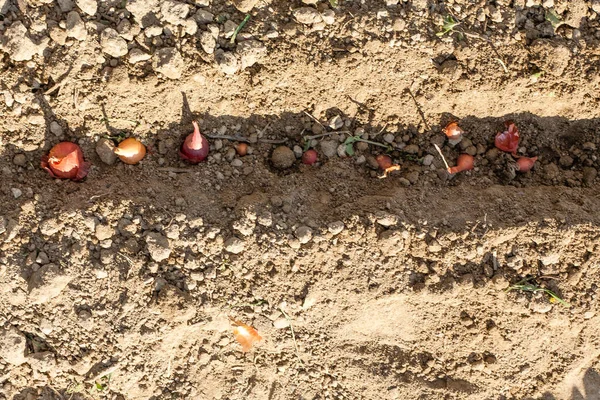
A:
[271,146,296,169]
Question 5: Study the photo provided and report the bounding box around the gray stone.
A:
[529,301,552,314]
[320,140,337,158]
[383,133,395,144]
[0,21,48,61]
[328,221,344,235]
[50,121,63,136]
[101,28,128,57]
[236,40,267,70]
[96,138,118,165]
[294,226,313,244]
[0,0,11,13]
[273,318,290,329]
[195,9,214,24]
[224,237,245,254]
[294,7,322,24]
[48,24,68,46]
[329,115,343,130]
[199,31,216,54]
[27,114,45,125]
[422,154,434,166]
[39,219,63,236]
[214,49,238,75]
[28,264,73,304]
[321,9,335,24]
[13,154,26,166]
[0,327,27,366]
[66,11,87,41]
[146,232,171,261]
[376,212,398,227]
[153,47,184,79]
[57,0,74,12]
[232,0,258,12]
[160,0,190,25]
[76,0,97,16]
[95,224,114,240]
[128,48,151,63]
[126,0,160,27]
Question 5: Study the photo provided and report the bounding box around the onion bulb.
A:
[443,122,464,142]
[235,143,248,156]
[179,120,209,163]
[515,156,537,172]
[375,154,393,170]
[41,142,90,181]
[114,138,146,164]
[448,154,474,174]
[495,122,520,154]
[231,319,262,352]
[302,149,318,165]
[375,154,400,178]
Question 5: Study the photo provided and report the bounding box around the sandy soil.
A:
[1,0,600,399]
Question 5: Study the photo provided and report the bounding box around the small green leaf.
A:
[303,140,311,152]
[545,9,562,28]
[345,143,355,156]
[329,0,339,8]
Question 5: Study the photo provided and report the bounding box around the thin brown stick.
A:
[406,88,431,131]
[303,111,325,129]
[279,308,304,367]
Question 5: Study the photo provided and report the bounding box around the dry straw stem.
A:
[280,308,304,366]
[433,144,451,171]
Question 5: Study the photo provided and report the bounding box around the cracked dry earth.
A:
[1,0,600,399]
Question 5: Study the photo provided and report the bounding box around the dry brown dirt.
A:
[1,0,600,399]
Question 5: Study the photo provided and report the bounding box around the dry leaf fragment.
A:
[231,319,262,352]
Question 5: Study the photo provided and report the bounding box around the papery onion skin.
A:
[41,142,90,181]
[495,122,520,154]
[516,156,537,172]
[179,120,209,163]
[114,138,146,165]
[376,154,393,170]
[302,149,318,165]
[443,122,464,140]
[448,154,474,174]
[231,320,262,352]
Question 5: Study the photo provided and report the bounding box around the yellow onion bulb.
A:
[114,138,146,164]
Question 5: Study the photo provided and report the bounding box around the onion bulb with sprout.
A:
[179,120,209,163]
[375,154,393,170]
[448,154,474,174]
[235,143,248,156]
[302,149,318,165]
[443,122,464,145]
[41,142,90,181]
[515,156,537,172]
[375,154,400,178]
[495,122,520,154]
[114,138,146,164]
